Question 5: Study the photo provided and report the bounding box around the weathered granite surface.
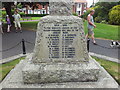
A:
[21,0,117,84]
[49,0,73,16]
[22,10,96,84]
[1,0,118,88]
[1,54,118,88]
[30,0,89,64]
[31,16,89,64]
[22,57,100,84]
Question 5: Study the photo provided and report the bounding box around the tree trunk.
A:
[4,2,14,24]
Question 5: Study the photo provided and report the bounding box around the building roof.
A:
[74,0,87,3]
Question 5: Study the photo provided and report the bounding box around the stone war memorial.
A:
[1,0,118,88]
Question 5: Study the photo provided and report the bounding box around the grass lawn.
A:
[84,21,119,40]
[2,17,40,31]
[0,57,25,82]
[3,17,41,23]
[93,57,120,84]
[21,21,39,30]
[20,17,41,21]
[0,56,119,85]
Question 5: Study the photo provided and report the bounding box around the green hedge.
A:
[95,16,102,23]
[20,13,49,17]
[109,5,120,25]
[2,10,6,18]
[72,13,78,16]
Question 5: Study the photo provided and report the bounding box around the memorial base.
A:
[22,59,100,84]
[1,54,118,88]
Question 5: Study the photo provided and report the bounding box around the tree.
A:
[109,5,120,25]
[94,2,120,22]
[3,2,14,24]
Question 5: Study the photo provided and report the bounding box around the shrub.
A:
[0,10,2,18]
[19,12,25,17]
[11,10,15,15]
[2,10,6,18]
[109,5,120,25]
[81,10,90,20]
[101,20,108,24]
[82,18,86,22]
[2,10,14,18]
[95,16,102,23]
[72,13,78,16]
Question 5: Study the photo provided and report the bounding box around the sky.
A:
[86,0,98,7]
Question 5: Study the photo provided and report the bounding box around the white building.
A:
[21,0,87,15]
[73,0,87,16]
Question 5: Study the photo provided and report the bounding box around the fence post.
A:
[22,39,26,54]
[87,38,90,52]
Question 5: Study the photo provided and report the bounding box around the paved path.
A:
[0,29,119,60]
[89,39,119,59]
[1,29,36,59]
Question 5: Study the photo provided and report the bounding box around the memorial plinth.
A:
[22,0,100,84]
[1,0,118,88]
